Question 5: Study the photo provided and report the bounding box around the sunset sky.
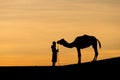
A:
[0,0,120,66]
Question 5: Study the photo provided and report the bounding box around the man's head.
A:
[52,41,56,45]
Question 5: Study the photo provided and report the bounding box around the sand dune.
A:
[0,57,119,80]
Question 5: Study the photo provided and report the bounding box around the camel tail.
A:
[97,39,101,48]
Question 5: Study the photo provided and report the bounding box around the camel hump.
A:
[83,34,90,37]
[83,34,89,36]
[82,34,95,40]
[83,34,95,38]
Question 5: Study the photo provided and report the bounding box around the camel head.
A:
[57,39,65,45]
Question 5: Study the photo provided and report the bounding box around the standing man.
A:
[51,41,59,66]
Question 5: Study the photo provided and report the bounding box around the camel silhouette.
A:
[57,34,101,64]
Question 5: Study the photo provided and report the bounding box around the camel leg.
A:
[92,43,98,62]
[77,48,81,64]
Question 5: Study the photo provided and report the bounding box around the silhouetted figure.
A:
[51,41,59,66]
[57,34,101,64]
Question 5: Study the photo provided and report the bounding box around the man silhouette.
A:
[51,41,59,66]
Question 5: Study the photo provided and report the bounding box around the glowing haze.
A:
[0,0,120,66]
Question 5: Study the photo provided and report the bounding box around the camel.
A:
[57,34,101,64]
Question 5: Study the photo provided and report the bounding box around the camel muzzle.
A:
[57,41,60,44]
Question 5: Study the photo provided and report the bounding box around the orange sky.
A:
[0,0,120,66]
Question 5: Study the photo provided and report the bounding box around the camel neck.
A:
[62,41,74,48]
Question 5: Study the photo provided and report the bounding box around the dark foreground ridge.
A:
[0,57,119,80]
